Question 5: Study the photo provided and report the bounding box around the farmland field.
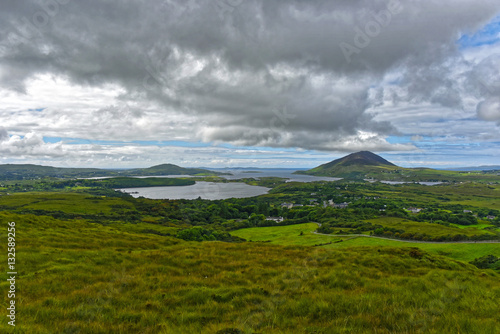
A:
[231,223,500,262]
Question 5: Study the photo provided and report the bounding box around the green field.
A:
[0,192,136,215]
[231,223,340,245]
[231,223,500,262]
[366,217,496,238]
[450,223,494,230]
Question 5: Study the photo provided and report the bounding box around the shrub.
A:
[470,255,500,270]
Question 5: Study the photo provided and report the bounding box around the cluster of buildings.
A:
[280,201,350,209]
[325,200,350,209]
[406,207,424,214]
[463,210,496,220]
[280,203,303,209]
[265,216,284,223]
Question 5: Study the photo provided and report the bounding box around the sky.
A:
[1,0,500,169]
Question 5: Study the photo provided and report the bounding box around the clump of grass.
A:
[1,211,499,333]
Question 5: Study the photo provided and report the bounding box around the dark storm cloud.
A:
[1,0,500,152]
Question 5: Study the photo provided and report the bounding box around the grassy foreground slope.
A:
[1,213,500,333]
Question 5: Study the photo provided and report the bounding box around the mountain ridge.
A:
[318,151,395,169]
[295,151,401,179]
[0,163,222,180]
[294,151,500,181]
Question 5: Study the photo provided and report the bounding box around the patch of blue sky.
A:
[41,136,318,157]
[386,78,402,85]
[41,137,315,154]
[129,140,213,147]
[42,137,213,147]
[386,136,412,144]
[217,144,315,154]
[458,14,500,49]
[229,155,321,161]
[386,135,441,144]
[42,137,128,145]
[386,135,480,146]
[43,137,62,143]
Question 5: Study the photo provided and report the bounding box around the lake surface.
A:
[210,168,342,182]
[99,168,443,200]
[118,181,270,200]
[117,169,341,200]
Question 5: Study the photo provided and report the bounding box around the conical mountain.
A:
[296,151,398,179]
[320,151,395,169]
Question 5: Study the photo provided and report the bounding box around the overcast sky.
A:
[1,0,500,168]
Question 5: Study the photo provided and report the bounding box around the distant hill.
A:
[0,163,222,180]
[295,151,500,181]
[121,164,219,176]
[295,151,398,179]
[316,151,395,169]
[0,164,113,180]
[443,166,500,172]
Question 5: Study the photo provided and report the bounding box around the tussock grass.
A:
[1,212,499,333]
[366,217,495,238]
[0,192,136,215]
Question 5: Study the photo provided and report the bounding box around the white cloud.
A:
[0,1,499,167]
[0,129,65,157]
[477,97,500,122]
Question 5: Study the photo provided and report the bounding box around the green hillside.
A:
[122,163,220,176]
[0,164,111,180]
[296,151,500,181]
[0,163,221,180]
[315,151,395,168]
[231,223,500,261]
[1,210,499,333]
[295,151,398,179]
[1,170,499,332]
